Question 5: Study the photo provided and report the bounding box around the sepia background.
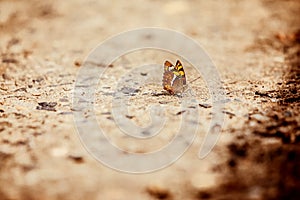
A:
[0,0,299,199]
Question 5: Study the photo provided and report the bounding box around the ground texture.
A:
[0,0,299,199]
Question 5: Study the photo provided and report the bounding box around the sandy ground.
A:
[0,0,299,199]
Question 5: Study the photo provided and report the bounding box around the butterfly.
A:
[162,60,187,95]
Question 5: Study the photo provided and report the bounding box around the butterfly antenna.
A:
[189,76,201,84]
[183,76,201,91]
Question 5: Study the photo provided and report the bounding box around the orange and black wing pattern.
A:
[162,60,186,94]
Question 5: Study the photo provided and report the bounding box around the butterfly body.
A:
[162,60,186,95]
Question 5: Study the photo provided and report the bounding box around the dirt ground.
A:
[0,0,299,199]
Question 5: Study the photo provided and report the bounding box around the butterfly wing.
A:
[163,61,176,94]
[175,60,186,85]
[164,60,174,72]
[162,60,187,94]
